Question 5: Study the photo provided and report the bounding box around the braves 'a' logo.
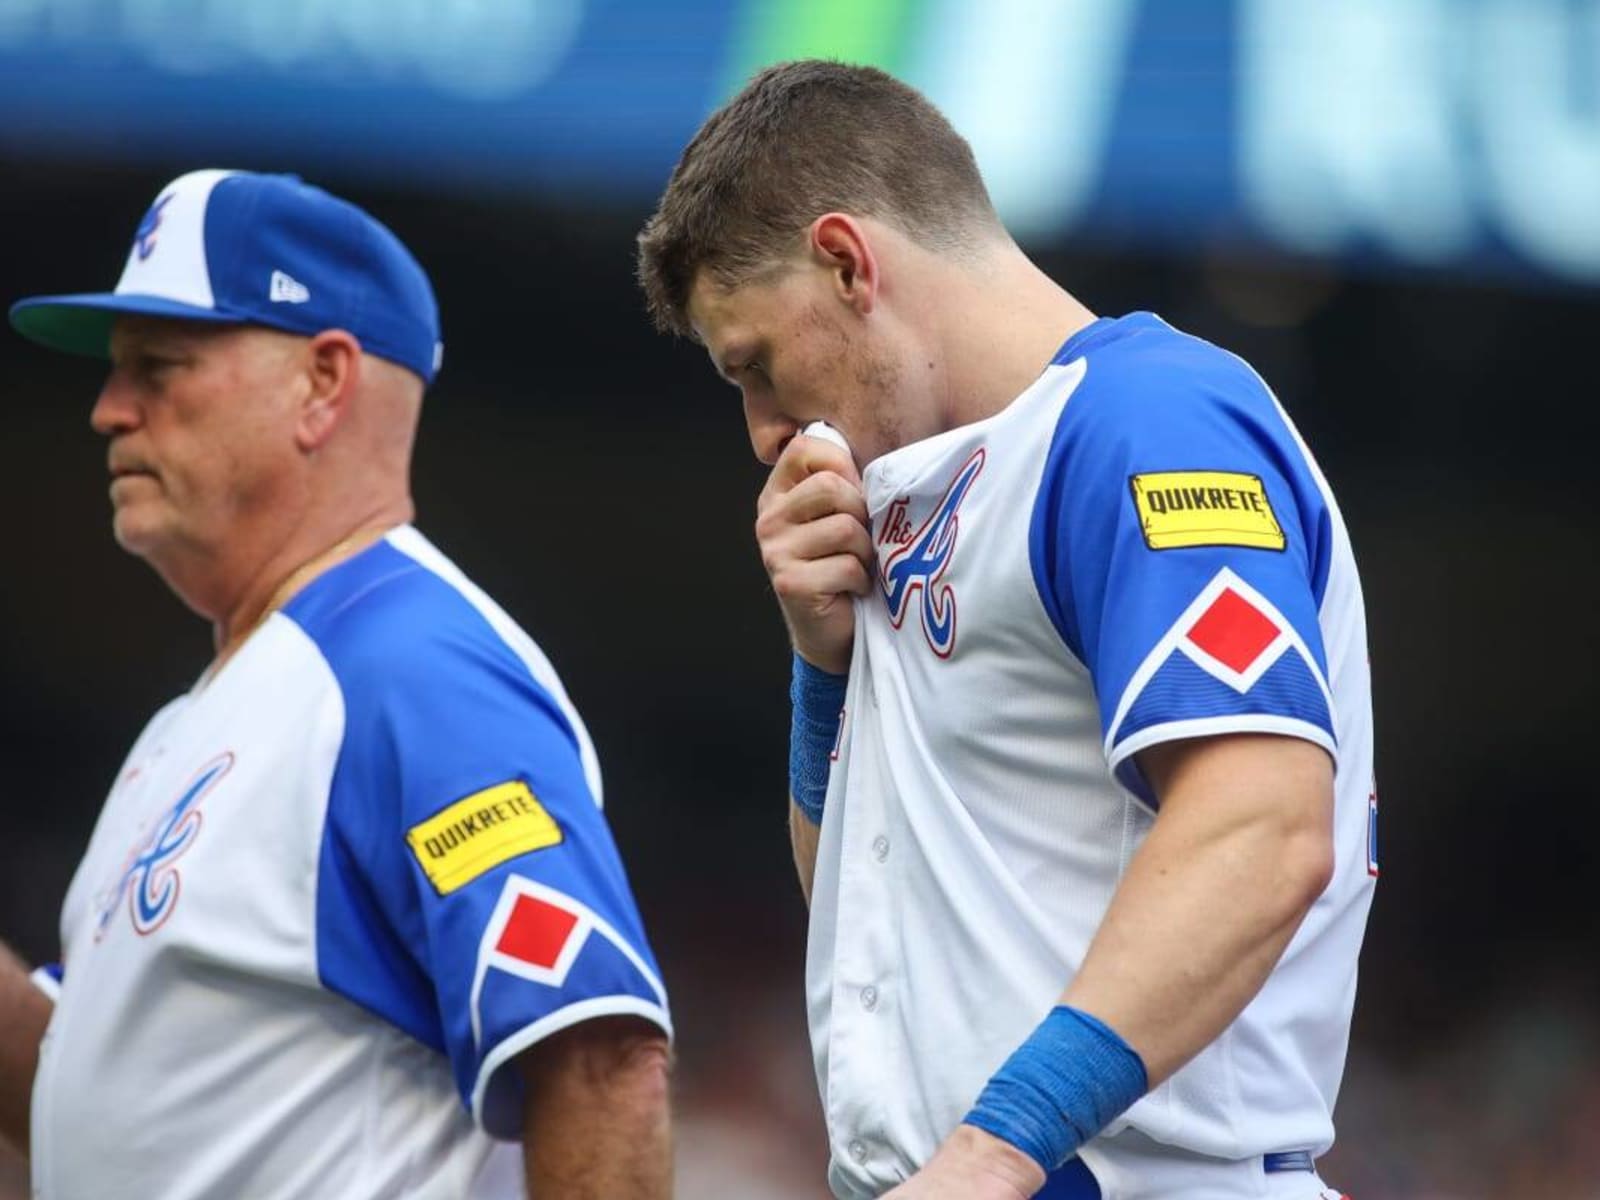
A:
[133,194,173,261]
[94,751,233,940]
[878,448,985,657]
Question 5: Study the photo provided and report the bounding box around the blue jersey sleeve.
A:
[1029,317,1338,806]
[288,541,669,1139]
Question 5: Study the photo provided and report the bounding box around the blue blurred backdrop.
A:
[3,0,1598,283]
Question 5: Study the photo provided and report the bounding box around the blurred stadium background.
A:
[2,1,1597,1196]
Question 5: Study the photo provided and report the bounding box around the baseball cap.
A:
[9,169,443,384]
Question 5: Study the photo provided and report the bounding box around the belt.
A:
[1037,1149,1319,1198]
[1263,1150,1317,1173]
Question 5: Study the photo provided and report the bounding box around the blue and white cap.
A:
[9,170,443,384]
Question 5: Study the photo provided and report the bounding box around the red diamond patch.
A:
[1185,587,1280,674]
[494,893,580,970]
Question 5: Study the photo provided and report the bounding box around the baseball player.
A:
[0,171,673,1198]
[637,62,1373,1199]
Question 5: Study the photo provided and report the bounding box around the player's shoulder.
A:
[1027,313,1332,577]
[282,525,537,704]
[283,525,596,798]
[1053,311,1275,444]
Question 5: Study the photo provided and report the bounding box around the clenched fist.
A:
[755,429,873,675]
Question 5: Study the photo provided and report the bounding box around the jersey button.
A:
[860,985,878,1012]
[848,1138,869,1164]
[871,835,890,862]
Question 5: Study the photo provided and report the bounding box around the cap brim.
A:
[8,293,240,360]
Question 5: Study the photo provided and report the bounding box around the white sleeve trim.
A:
[29,966,62,1002]
[1110,713,1338,771]
[469,994,674,1139]
[1108,714,1339,809]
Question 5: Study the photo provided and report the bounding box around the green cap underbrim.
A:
[9,293,240,360]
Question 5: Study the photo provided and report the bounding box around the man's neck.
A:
[202,497,415,674]
[933,247,1097,432]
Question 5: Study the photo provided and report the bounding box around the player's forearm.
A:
[1062,735,1334,1087]
[518,1015,672,1198]
[0,942,52,1156]
[789,799,821,905]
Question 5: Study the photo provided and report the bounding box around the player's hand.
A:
[755,433,872,675]
[881,1125,1045,1200]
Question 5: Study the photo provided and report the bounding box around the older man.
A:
[3,170,672,1199]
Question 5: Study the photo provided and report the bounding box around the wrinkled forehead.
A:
[108,314,296,361]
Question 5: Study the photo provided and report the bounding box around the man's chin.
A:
[110,508,170,560]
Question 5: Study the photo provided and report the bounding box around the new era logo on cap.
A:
[269,270,310,304]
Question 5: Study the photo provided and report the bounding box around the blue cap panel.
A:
[203,174,443,382]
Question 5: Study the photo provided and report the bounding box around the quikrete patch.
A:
[1129,471,1286,551]
[406,780,563,895]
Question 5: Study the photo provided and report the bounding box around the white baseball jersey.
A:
[32,526,671,1199]
[808,313,1376,1200]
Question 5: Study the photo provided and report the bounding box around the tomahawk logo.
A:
[93,751,234,939]
[133,194,174,261]
[879,448,985,658]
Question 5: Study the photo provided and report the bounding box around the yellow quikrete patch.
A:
[1129,471,1286,551]
[405,780,563,895]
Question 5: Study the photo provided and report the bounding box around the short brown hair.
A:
[636,59,1002,337]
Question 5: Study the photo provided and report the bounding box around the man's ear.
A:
[296,330,362,453]
[808,213,880,315]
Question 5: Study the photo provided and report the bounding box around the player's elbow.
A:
[517,1017,674,1194]
[1273,817,1335,925]
[576,1015,673,1097]
[591,1032,672,1137]
[1235,739,1338,923]
[519,1014,673,1118]
[612,1026,673,1110]
[1243,774,1336,929]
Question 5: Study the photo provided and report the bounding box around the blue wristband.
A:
[963,1006,1149,1174]
[788,653,847,825]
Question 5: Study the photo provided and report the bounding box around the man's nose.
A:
[90,371,141,437]
[744,398,798,467]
